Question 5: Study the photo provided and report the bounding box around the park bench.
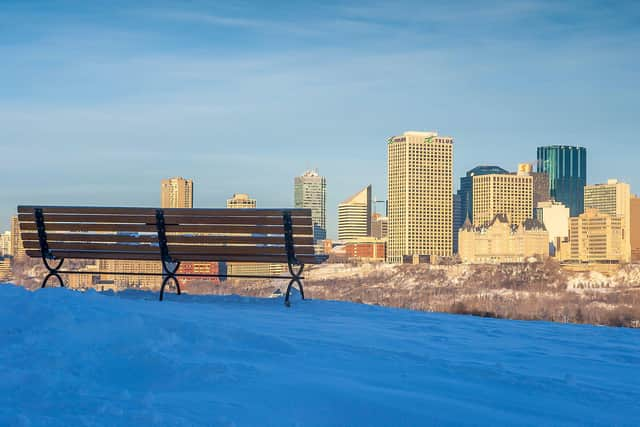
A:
[17,205,326,305]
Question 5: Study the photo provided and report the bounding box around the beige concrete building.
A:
[584,179,631,261]
[473,165,533,227]
[561,208,626,263]
[338,185,372,242]
[630,196,640,262]
[10,215,25,260]
[161,177,193,208]
[458,215,549,264]
[226,193,256,209]
[535,200,570,256]
[387,131,453,263]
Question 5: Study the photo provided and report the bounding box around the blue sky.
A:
[1,0,639,238]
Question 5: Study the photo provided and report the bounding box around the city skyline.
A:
[1,1,639,239]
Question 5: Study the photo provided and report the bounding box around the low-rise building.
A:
[344,238,386,261]
[560,208,627,264]
[458,215,549,264]
[0,257,12,281]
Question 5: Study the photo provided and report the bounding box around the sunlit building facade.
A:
[387,131,453,263]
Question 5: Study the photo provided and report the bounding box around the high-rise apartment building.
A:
[10,216,25,260]
[584,179,631,261]
[337,185,372,242]
[454,165,509,253]
[226,193,256,209]
[294,170,327,244]
[161,177,193,208]
[387,131,453,263]
[472,166,533,227]
[535,200,570,256]
[562,209,626,263]
[537,146,587,217]
[631,196,640,262]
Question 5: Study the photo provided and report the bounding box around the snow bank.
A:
[0,284,638,426]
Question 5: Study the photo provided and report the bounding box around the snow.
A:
[0,284,639,427]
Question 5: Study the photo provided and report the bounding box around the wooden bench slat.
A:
[25,250,324,264]
[18,213,313,227]
[23,241,316,256]
[21,232,159,244]
[18,206,311,217]
[20,232,314,247]
[20,222,313,235]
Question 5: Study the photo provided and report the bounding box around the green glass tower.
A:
[537,146,587,217]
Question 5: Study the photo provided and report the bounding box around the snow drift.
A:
[0,284,638,426]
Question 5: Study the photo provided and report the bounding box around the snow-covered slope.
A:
[0,284,638,427]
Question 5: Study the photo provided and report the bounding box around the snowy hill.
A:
[0,284,638,427]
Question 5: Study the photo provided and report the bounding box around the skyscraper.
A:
[10,215,25,260]
[472,166,533,227]
[387,131,453,263]
[294,170,327,244]
[454,165,509,253]
[161,177,193,208]
[631,196,640,262]
[0,231,11,257]
[226,193,257,209]
[338,185,372,242]
[537,146,587,217]
[371,213,388,239]
[584,179,631,262]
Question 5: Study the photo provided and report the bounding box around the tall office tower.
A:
[584,179,631,261]
[387,131,453,263]
[294,170,327,243]
[473,165,533,227]
[537,145,587,217]
[631,196,640,262]
[161,177,193,208]
[371,213,388,239]
[338,185,372,242]
[519,163,551,213]
[535,200,570,256]
[0,231,10,256]
[454,165,509,254]
[453,193,463,254]
[10,216,25,260]
[226,193,257,209]
[532,172,551,209]
[457,166,509,223]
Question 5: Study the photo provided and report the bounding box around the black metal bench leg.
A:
[159,260,181,301]
[41,258,65,288]
[284,263,305,307]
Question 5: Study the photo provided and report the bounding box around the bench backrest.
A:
[18,206,323,264]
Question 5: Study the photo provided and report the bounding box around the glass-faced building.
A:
[294,170,327,244]
[537,146,587,217]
